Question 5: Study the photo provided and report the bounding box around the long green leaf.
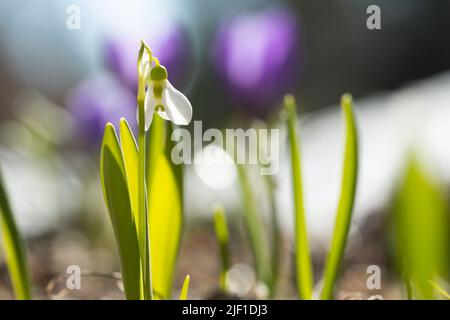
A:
[284,95,313,300]
[119,118,139,232]
[100,123,141,299]
[147,115,166,184]
[0,167,31,300]
[179,275,190,300]
[237,164,272,288]
[265,175,281,298]
[429,280,450,300]
[146,115,184,299]
[213,205,230,292]
[320,94,358,300]
[148,153,182,299]
[165,122,184,205]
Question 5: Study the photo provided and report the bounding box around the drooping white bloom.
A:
[139,64,192,130]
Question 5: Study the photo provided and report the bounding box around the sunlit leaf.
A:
[429,280,450,300]
[213,205,230,291]
[264,175,281,298]
[165,122,184,204]
[148,153,182,299]
[392,157,449,299]
[119,118,139,231]
[147,114,166,184]
[179,275,190,300]
[284,95,313,300]
[0,167,31,300]
[100,123,141,299]
[321,94,359,300]
[237,164,272,289]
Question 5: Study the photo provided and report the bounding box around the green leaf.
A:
[100,123,141,299]
[165,122,184,204]
[148,153,182,299]
[284,95,313,300]
[213,205,230,292]
[237,164,272,289]
[0,166,31,300]
[320,94,358,300]
[179,275,190,300]
[429,280,450,300]
[392,157,448,299]
[119,118,139,232]
[265,175,281,298]
[147,115,166,185]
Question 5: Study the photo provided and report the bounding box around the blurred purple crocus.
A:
[104,25,192,91]
[67,72,136,145]
[213,8,302,117]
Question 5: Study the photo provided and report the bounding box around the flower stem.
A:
[137,41,153,300]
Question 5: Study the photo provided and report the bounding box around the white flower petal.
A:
[155,105,170,121]
[137,85,156,131]
[161,81,193,125]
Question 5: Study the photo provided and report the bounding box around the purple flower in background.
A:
[213,8,302,117]
[104,25,192,91]
[67,72,135,144]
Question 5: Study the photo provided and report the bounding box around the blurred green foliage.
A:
[392,157,449,299]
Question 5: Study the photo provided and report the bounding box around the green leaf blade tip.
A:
[179,275,190,300]
[320,94,359,300]
[284,94,314,300]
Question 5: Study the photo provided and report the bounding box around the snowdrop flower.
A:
[140,63,193,130]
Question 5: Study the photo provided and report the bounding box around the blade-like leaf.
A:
[165,122,184,204]
[119,118,139,231]
[429,280,450,300]
[147,115,166,184]
[265,175,281,298]
[100,123,141,299]
[284,95,313,300]
[237,164,272,288]
[0,167,31,300]
[148,153,182,299]
[321,94,358,300]
[179,275,190,300]
[213,205,230,292]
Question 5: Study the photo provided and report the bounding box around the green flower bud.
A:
[150,65,168,81]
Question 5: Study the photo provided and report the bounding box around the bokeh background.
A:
[0,0,449,299]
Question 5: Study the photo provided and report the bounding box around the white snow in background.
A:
[188,72,450,242]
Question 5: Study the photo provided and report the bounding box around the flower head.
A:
[137,45,193,130]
